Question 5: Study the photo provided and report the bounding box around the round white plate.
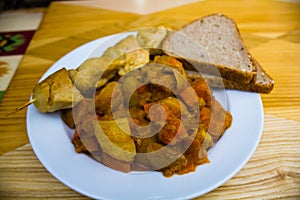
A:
[27,32,264,200]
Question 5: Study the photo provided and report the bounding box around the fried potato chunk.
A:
[93,118,136,162]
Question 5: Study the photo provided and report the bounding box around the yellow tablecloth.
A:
[0,0,299,198]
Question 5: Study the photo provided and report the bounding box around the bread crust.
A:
[180,58,257,83]
[186,58,274,94]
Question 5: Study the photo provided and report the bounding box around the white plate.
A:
[27,32,264,199]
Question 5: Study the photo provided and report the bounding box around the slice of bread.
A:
[187,59,274,94]
[163,13,257,84]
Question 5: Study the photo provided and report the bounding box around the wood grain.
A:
[0,0,300,198]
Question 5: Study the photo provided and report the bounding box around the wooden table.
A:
[1,0,299,198]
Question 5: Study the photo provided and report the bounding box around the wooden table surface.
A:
[0,0,300,199]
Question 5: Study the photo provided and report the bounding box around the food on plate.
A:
[32,35,149,113]
[66,53,232,177]
[162,13,274,93]
[29,13,275,177]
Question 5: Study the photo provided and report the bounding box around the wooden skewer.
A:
[4,99,36,117]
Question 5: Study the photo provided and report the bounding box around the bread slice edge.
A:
[162,13,258,84]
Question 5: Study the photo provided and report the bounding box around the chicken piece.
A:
[100,36,150,77]
[32,68,83,113]
[74,35,149,93]
[118,48,150,76]
[73,58,105,94]
[137,26,168,55]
